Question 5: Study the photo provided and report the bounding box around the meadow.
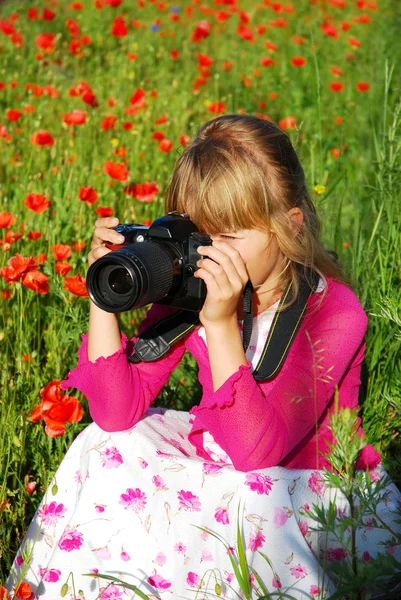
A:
[0,0,401,597]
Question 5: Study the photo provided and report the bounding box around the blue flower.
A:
[171,6,180,12]
[150,24,160,32]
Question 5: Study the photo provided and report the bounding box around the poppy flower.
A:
[79,186,98,204]
[0,212,16,228]
[52,244,71,261]
[95,206,114,217]
[126,181,159,202]
[112,15,128,37]
[6,109,22,122]
[130,88,146,108]
[30,379,83,438]
[159,139,173,152]
[24,193,51,213]
[63,110,88,125]
[1,254,38,283]
[72,240,86,252]
[14,582,33,599]
[103,161,129,181]
[27,231,42,240]
[56,262,72,276]
[356,81,370,92]
[278,116,297,130]
[191,21,210,42]
[329,82,344,92]
[30,130,55,146]
[290,56,307,67]
[64,273,89,297]
[260,57,275,67]
[22,270,50,295]
[208,102,226,114]
[67,18,80,37]
[35,33,55,52]
[101,115,118,130]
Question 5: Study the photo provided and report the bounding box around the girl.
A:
[7,115,401,599]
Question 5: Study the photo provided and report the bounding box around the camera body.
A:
[86,212,213,313]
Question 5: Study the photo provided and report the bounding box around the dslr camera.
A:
[86,211,212,313]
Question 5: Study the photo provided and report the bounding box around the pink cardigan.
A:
[61,276,374,472]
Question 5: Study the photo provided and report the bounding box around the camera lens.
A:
[108,266,132,295]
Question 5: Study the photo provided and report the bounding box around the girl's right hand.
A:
[88,217,125,267]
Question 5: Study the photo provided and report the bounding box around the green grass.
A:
[0,0,401,593]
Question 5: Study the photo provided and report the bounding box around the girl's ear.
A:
[287,208,304,236]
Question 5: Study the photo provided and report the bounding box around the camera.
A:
[86,211,213,313]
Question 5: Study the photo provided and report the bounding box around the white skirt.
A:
[6,409,401,600]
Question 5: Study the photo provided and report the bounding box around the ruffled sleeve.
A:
[61,304,187,432]
[189,289,369,472]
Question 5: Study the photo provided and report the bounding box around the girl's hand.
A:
[88,217,125,267]
[194,241,249,327]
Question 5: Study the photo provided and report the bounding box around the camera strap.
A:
[128,268,321,382]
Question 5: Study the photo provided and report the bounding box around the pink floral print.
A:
[119,487,147,512]
[99,446,123,469]
[148,574,172,589]
[290,564,308,579]
[38,502,67,526]
[245,473,273,495]
[214,507,229,524]
[58,526,84,552]
[38,568,61,582]
[308,471,326,496]
[248,528,266,551]
[177,490,201,511]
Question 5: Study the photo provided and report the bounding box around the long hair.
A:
[164,114,352,312]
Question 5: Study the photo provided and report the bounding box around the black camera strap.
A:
[128,268,321,382]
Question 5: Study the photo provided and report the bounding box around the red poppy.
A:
[63,110,88,125]
[67,18,80,37]
[278,116,297,130]
[290,56,307,67]
[130,88,146,108]
[153,131,164,141]
[0,586,11,600]
[112,15,128,36]
[72,240,86,252]
[22,270,50,295]
[30,379,83,438]
[64,273,89,297]
[0,212,16,228]
[329,82,344,92]
[123,181,159,202]
[348,36,361,47]
[5,230,22,244]
[30,130,55,146]
[52,244,71,261]
[14,582,33,599]
[159,139,173,153]
[103,161,129,181]
[42,7,56,20]
[95,206,114,217]
[35,33,55,52]
[260,57,275,67]
[1,254,38,283]
[27,231,42,240]
[25,481,36,494]
[56,262,72,276]
[6,109,22,122]
[24,193,51,213]
[79,186,98,204]
[356,81,370,92]
[101,115,118,130]
[208,102,226,114]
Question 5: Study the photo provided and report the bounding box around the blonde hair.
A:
[164,114,353,312]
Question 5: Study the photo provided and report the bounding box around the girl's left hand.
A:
[194,241,249,327]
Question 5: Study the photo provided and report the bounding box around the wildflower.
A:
[52,244,71,261]
[79,186,98,204]
[103,161,129,181]
[24,193,51,213]
[22,271,50,295]
[63,274,89,297]
[0,212,16,227]
[95,206,114,218]
[1,254,38,283]
[30,130,55,146]
[63,110,88,125]
[290,56,307,67]
[30,379,83,437]
[14,582,33,599]
[314,184,326,195]
[123,182,159,202]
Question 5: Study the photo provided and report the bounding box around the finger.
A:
[91,226,125,249]
[198,243,248,288]
[196,258,244,298]
[194,267,223,298]
[94,217,119,229]
[88,246,113,267]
